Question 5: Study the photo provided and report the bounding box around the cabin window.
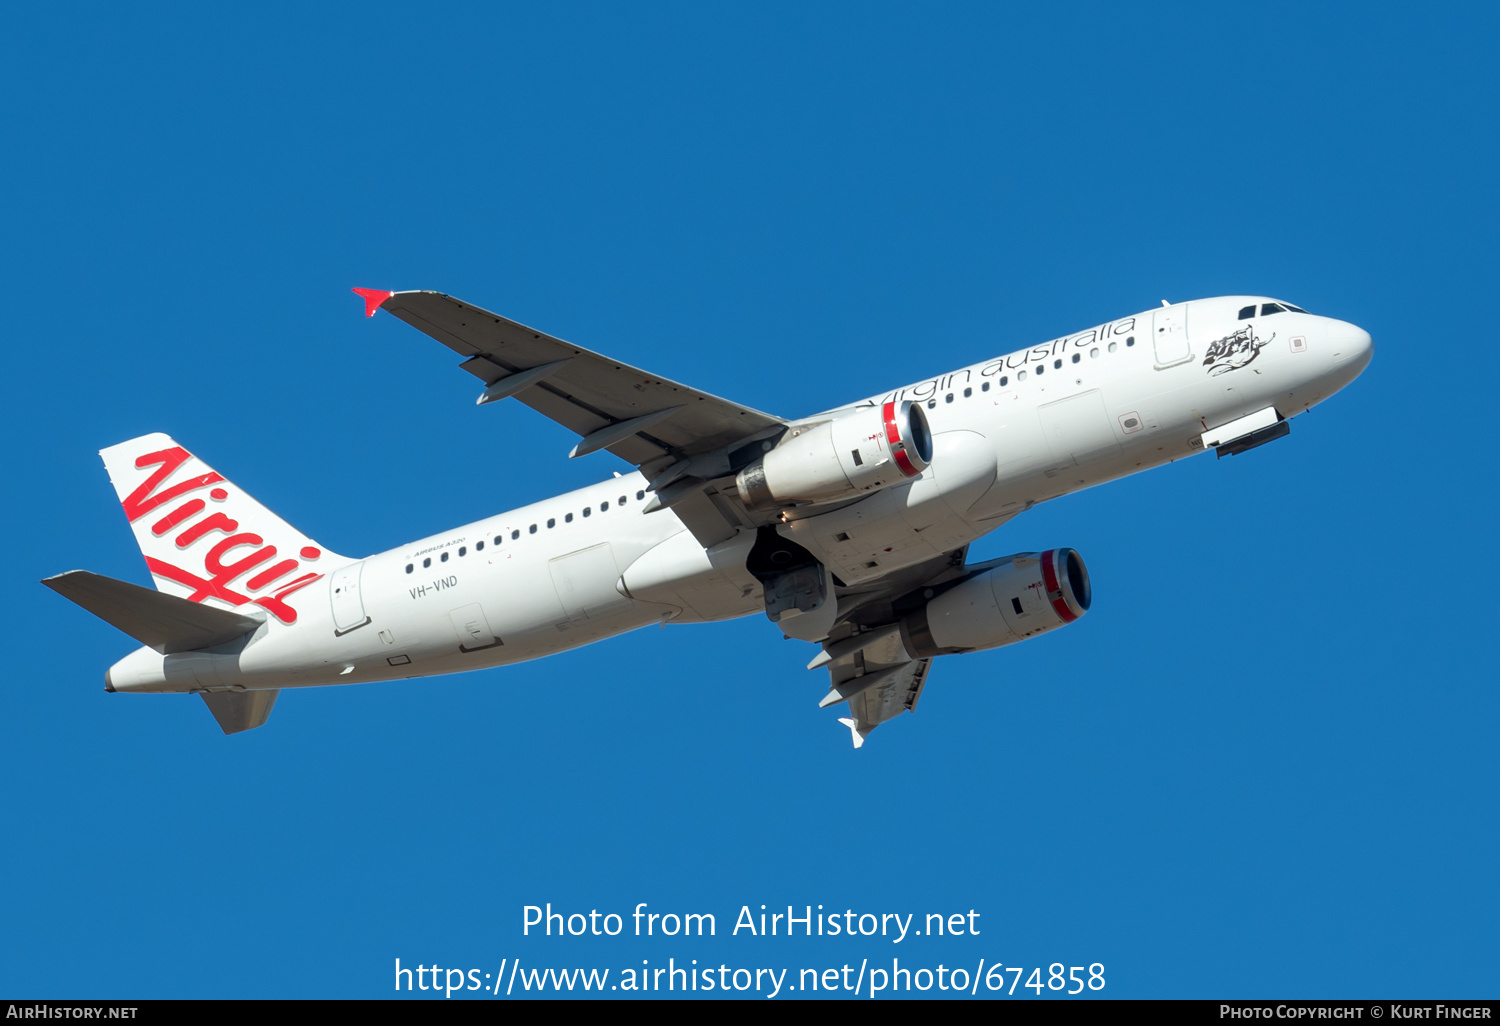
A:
[636,491,645,501]
[583,507,592,517]
[494,536,503,546]
[601,501,609,511]
[1035,365,1044,375]
[423,557,431,568]
[1072,353,1081,364]
[981,381,990,392]
[405,563,413,574]
[1018,370,1028,381]
[1108,342,1118,353]
[963,387,972,397]
[512,530,520,540]
[927,399,937,409]
[945,393,953,403]
[458,546,466,557]
[547,518,556,528]
[475,540,484,551]
[1053,358,1062,369]
[1000,375,1008,386]
[1126,336,1135,346]
[440,552,449,562]
[618,495,627,506]
[1261,303,1285,316]
[529,524,537,534]
[564,512,573,523]
[1238,305,1256,319]
[1090,347,1099,358]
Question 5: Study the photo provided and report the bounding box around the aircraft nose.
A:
[1331,320,1373,375]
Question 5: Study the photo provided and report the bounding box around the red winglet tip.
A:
[351,287,393,318]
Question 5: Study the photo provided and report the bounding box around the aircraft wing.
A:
[360,289,788,544]
[828,654,930,750]
[810,545,981,746]
[363,289,785,468]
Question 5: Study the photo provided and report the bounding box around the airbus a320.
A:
[45,291,1371,745]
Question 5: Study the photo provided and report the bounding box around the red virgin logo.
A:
[122,446,323,625]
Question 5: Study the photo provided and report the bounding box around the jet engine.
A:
[735,400,932,511]
[899,548,1091,657]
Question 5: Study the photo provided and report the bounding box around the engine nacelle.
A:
[736,401,932,511]
[900,548,1091,657]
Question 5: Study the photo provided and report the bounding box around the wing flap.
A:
[842,658,931,739]
[819,629,932,746]
[460,355,513,383]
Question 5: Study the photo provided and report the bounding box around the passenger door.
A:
[1152,306,1192,368]
[329,562,370,635]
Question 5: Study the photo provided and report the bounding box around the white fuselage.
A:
[106,295,1373,694]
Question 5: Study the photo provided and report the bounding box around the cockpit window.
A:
[1283,303,1308,313]
[1238,305,1256,319]
[1261,303,1286,316]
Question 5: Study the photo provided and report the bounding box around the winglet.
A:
[837,717,867,750]
[352,287,393,318]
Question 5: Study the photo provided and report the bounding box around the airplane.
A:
[43,290,1372,745]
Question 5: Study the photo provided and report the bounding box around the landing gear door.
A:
[1152,306,1192,368]
[330,561,371,635]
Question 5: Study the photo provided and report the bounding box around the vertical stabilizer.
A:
[201,690,279,734]
[98,433,343,628]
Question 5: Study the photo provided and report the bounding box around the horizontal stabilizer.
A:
[201,690,279,734]
[43,570,262,654]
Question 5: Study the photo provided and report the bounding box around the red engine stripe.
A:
[1041,549,1078,623]
[883,401,920,477]
[882,401,901,445]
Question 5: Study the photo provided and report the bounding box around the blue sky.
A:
[2,2,1496,999]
